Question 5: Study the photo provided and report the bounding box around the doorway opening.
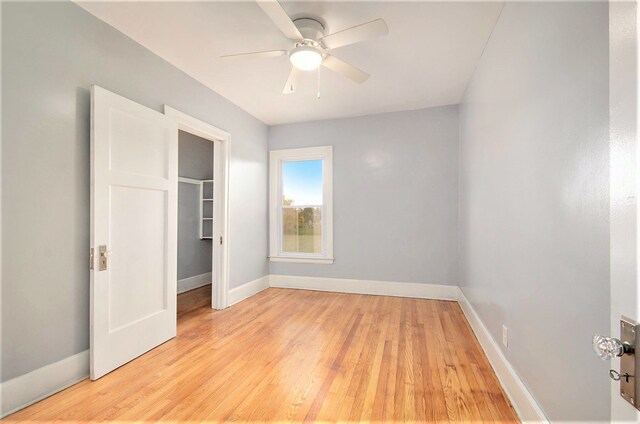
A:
[177,130,214,318]
[165,106,230,312]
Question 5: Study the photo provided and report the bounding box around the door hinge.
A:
[220,236,223,245]
[89,248,94,270]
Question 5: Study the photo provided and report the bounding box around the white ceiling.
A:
[77,1,503,125]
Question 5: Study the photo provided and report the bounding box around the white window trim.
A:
[269,146,334,264]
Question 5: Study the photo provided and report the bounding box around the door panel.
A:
[90,85,178,380]
[109,186,167,330]
[110,108,169,178]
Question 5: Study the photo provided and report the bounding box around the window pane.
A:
[282,160,323,206]
[282,207,322,254]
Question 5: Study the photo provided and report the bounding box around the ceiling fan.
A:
[221,0,389,94]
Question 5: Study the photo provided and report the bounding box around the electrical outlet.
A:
[502,325,508,348]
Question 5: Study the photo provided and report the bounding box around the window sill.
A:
[269,256,334,265]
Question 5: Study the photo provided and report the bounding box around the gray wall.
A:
[179,131,214,182]
[459,2,610,421]
[1,1,268,382]
[178,131,213,281]
[269,105,459,284]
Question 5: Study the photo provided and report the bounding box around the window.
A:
[269,146,333,264]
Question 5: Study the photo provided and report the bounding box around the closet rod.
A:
[178,176,202,185]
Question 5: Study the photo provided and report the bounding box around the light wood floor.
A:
[6,286,519,423]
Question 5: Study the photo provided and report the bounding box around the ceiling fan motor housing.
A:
[293,18,325,42]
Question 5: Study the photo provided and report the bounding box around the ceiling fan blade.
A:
[282,67,302,94]
[322,55,369,84]
[256,0,303,41]
[220,50,287,60]
[320,19,388,50]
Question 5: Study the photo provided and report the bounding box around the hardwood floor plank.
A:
[4,286,519,423]
[392,300,407,422]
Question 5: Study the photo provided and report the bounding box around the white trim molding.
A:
[457,288,548,423]
[269,146,334,264]
[228,275,270,306]
[164,105,231,310]
[269,274,459,300]
[0,350,89,418]
[269,256,333,265]
[177,272,212,294]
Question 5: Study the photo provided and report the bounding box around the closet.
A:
[177,130,214,294]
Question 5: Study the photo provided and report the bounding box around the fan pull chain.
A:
[317,66,321,99]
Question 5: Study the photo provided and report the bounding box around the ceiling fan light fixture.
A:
[289,45,322,71]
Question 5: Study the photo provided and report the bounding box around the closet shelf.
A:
[183,178,213,240]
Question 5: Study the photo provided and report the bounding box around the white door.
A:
[90,86,178,380]
[609,1,639,422]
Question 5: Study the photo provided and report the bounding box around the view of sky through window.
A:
[282,160,323,205]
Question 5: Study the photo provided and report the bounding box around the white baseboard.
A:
[228,275,270,306]
[457,288,548,423]
[0,350,89,418]
[269,274,459,301]
[177,272,211,294]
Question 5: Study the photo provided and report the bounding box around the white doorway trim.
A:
[609,1,639,421]
[164,106,230,310]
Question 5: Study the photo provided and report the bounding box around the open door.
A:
[90,86,178,380]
